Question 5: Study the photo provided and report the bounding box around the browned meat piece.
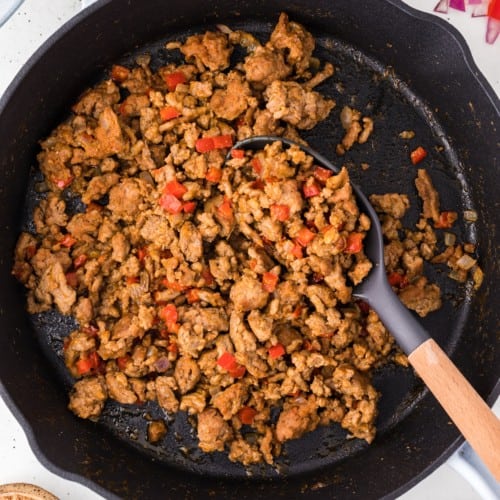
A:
[228,439,262,465]
[147,420,167,444]
[174,356,201,394]
[264,81,335,130]
[112,315,145,341]
[229,276,269,311]
[275,397,320,442]
[197,408,233,452]
[398,276,442,317]
[36,261,76,315]
[155,376,179,413]
[37,138,73,192]
[210,71,252,121]
[370,193,410,219]
[180,31,232,72]
[76,107,127,159]
[110,232,130,263]
[107,178,150,221]
[66,210,102,239]
[81,173,120,204]
[247,310,273,342]
[212,383,247,420]
[243,46,291,87]
[178,221,203,263]
[72,80,120,117]
[269,12,314,75]
[68,376,107,420]
[415,169,440,222]
[105,372,138,405]
[35,193,68,229]
[74,297,94,324]
[336,106,374,155]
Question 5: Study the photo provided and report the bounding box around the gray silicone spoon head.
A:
[231,135,430,356]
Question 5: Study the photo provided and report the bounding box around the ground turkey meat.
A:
[12,13,477,469]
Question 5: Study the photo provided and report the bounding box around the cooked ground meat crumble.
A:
[12,13,482,466]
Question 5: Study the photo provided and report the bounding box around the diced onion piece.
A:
[456,254,477,271]
[463,210,478,222]
[448,269,467,282]
[444,232,456,247]
[472,266,484,290]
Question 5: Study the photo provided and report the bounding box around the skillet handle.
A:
[408,339,500,481]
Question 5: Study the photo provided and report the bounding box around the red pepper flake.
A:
[296,227,316,247]
[205,167,222,183]
[159,193,183,214]
[303,180,322,198]
[270,204,290,222]
[262,272,279,293]
[238,406,257,425]
[159,106,181,122]
[410,146,427,165]
[268,343,286,359]
[110,64,130,83]
[60,234,77,248]
[313,166,333,183]
[231,148,245,159]
[164,71,187,92]
[434,211,458,229]
[344,232,364,254]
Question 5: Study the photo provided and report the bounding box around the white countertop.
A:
[0,1,498,498]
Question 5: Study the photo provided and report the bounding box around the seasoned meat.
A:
[174,356,201,394]
[68,376,107,420]
[243,46,291,87]
[415,169,440,222]
[197,408,233,452]
[276,397,320,442]
[398,276,442,317]
[210,71,252,121]
[180,31,232,72]
[212,382,247,420]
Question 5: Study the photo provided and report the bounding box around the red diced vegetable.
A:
[161,279,188,292]
[195,137,215,153]
[313,166,333,183]
[60,234,77,248]
[182,201,197,213]
[290,243,304,259]
[303,180,322,198]
[76,351,101,375]
[110,64,130,83]
[117,356,129,370]
[387,272,409,289]
[65,272,78,288]
[159,106,181,122]
[250,179,265,190]
[201,267,214,286]
[137,246,148,262]
[217,352,237,370]
[344,232,364,254]
[164,180,187,198]
[159,304,178,325]
[159,193,183,214]
[54,176,73,190]
[268,343,286,359]
[434,211,458,229]
[410,146,427,165]
[186,288,200,304]
[205,167,222,183]
[229,364,246,378]
[231,149,245,159]
[217,197,233,220]
[251,158,262,174]
[262,272,279,293]
[164,71,187,92]
[296,227,316,247]
[270,204,290,222]
[126,276,139,285]
[73,254,87,269]
[238,406,257,425]
[212,134,233,149]
[489,0,500,19]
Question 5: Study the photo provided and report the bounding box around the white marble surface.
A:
[0,1,498,499]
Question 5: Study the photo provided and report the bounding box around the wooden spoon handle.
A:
[408,338,500,481]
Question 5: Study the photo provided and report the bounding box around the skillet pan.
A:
[0,0,498,498]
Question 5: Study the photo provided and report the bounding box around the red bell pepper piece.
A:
[164,180,187,198]
[296,227,316,247]
[313,166,333,183]
[164,71,187,92]
[216,196,233,220]
[60,234,77,248]
[159,193,183,214]
[159,106,181,122]
[344,232,364,254]
[205,167,222,183]
[303,180,322,198]
[262,272,279,293]
[270,204,290,222]
[410,146,427,165]
[268,343,286,359]
[434,211,458,229]
[182,201,197,213]
[212,134,233,149]
[231,149,245,159]
[238,406,257,425]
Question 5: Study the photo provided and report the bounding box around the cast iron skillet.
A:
[0,1,498,498]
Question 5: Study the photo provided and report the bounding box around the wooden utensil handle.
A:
[408,338,500,481]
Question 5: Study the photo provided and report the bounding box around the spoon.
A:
[230,136,500,480]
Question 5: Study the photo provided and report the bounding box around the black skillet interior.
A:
[0,1,498,499]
